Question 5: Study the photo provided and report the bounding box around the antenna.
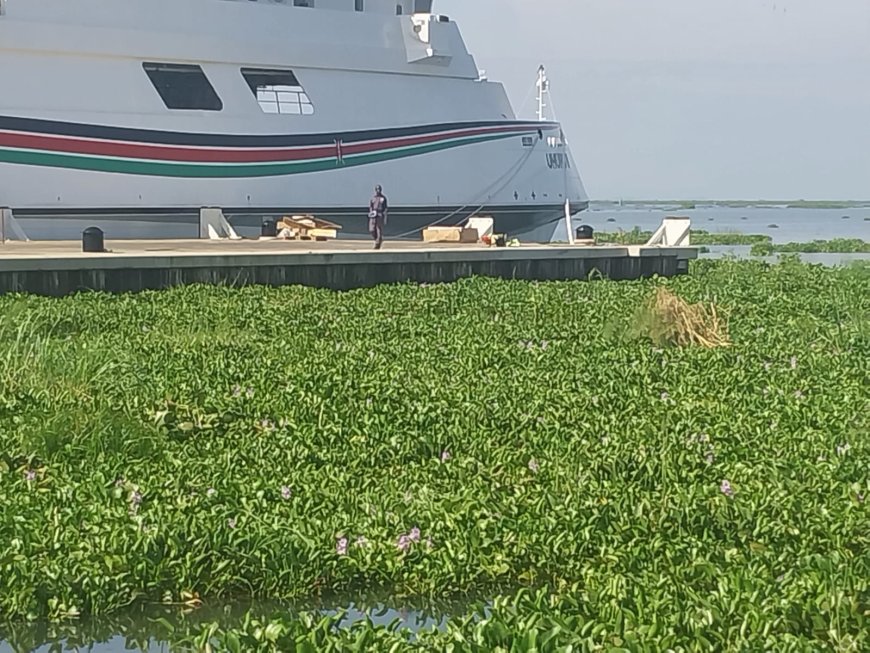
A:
[535,65,549,122]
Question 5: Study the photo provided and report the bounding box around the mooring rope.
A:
[390,140,540,240]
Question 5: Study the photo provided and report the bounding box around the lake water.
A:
[0,598,460,653]
[540,202,869,245]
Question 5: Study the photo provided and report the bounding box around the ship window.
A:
[396,4,403,15]
[355,0,364,10]
[143,63,222,111]
[241,68,315,116]
[293,0,313,6]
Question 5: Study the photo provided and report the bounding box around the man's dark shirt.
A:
[369,194,388,219]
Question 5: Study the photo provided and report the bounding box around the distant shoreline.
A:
[591,200,870,209]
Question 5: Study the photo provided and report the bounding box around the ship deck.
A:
[0,238,698,296]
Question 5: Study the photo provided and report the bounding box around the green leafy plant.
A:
[0,260,867,651]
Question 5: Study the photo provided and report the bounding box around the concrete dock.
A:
[0,239,697,296]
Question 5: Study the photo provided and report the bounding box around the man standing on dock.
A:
[368,184,388,249]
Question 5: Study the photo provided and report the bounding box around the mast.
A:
[535,65,548,122]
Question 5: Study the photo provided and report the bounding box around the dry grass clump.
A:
[631,287,730,348]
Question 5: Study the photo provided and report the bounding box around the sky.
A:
[438,0,870,200]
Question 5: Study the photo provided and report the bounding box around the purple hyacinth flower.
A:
[396,535,412,552]
[705,451,716,465]
[246,387,254,399]
[130,490,143,507]
[836,442,850,456]
[409,527,421,542]
[206,488,216,498]
[336,537,348,556]
[24,470,36,482]
[232,385,242,398]
[528,459,540,473]
[281,486,292,500]
[720,480,735,498]
[227,517,237,529]
[660,391,670,401]
[440,450,451,463]
[790,356,798,370]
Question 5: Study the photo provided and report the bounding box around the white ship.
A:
[0,0,588,239]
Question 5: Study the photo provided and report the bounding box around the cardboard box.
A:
[422,226,479,243]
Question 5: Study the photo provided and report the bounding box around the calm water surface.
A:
[0,598,460,653]
[544,203,870,247]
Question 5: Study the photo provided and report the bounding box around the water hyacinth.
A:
[396,535,411,553]
[24,470,36,482]
[0,261,866,650]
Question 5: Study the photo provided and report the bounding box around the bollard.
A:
[575,224,594,241]
[82,226,104,253]
[261,219,277,238]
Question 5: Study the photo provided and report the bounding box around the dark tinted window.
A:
[241,68,301,95]
[143,63,223,111]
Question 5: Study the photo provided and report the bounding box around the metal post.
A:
[564,199,575,245]
[535,65,547,122]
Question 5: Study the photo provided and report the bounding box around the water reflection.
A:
[0,594,469,653]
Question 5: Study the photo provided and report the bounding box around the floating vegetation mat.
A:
[0,259,868,651]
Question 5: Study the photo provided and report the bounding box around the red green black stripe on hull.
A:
[0,116,558,178]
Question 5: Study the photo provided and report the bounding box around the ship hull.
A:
[0,0,589,240]
[12,202,587,241]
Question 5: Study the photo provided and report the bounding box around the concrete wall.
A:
[0,254,681,296]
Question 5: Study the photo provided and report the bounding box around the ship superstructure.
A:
[0,0,588,237]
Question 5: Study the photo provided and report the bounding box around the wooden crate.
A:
[277,215,342,240]
[422,226,479,243]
